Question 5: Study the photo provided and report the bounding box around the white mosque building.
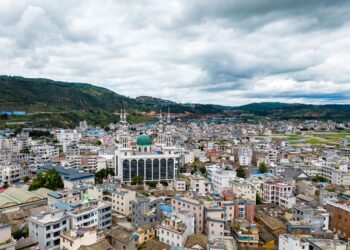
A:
[114,109,182,184]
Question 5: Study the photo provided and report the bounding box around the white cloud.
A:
[1,0,350,106]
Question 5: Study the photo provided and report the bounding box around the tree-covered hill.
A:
[0,75,140,112]
[1,75,350,128]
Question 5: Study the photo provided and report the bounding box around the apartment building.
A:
[279,234,309,250]
[172,195,204,233]
[232,219,259,248]
[211,169,236,194]
[320,162,350,186]
[291,204,329,232]
[237,147,252,166]
[32,144,59,159]
[0,163,25,185]
[190,174,211,195]
[28,209,70,250]
[326,200,350,238]
[87,183,136,216]
[204,203,225,239]
[156,211,194,248]
[67,201,112,230]
[131,196,162,227]
[56,129,81,154]
[230,178,256,201]
[60,229,100,250]
[47,189,81,205]
[262,180,293,205]
[173,179,186,192]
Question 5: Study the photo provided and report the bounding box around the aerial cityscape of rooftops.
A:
[2,1,350,250]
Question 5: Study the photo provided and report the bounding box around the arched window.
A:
[160,159,167,179]
[123,160,130,181]
[146,159,152,180]
[153,159,159,180]
[131,160,137,179]
[167,158,174,179]
[138,159,145,178]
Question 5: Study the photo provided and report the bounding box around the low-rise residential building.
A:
[279,234,309,250]
[262,180,293,205]
[0,163,25,185]
[133,224,156,245]
[291,204,329,232]
[47,189,81,205]
[190,174,211,195]
[67,201,112,230]
[326,200,350,238]
[232,219,259,248]
[60,228,100,250]
[205,204,225,239]
[211,169,236,194]
[0,223,16,250]
[173,179,186,192]
[40,165,95,188]
[131,196,162,227]
[279,195,296,210]
[28,209,70,250]
[230,178,256,201]
[87,184,136,216]
[105,227,138,250]
[172,195,204,233]
[157,211,194,248]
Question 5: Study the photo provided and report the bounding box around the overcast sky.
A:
[1,0,350,106]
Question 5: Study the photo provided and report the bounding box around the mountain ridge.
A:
[1,75,350,128]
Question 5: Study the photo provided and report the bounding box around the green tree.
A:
[258,162,268,173]
[236,166,246,178]
[132,175,144,185]
[147,181,157,189]
[95,168,115,184]
[0,113,8,120]
[93,140,102,146]
[12,228,29,240]
[20,147,30,154]
[140,191,150,197]
[23,176,30,183]
[199,167,207,176]
[160,180,168,187]
[29,169,64,191]
[256,193,262,204]
[312,174,328,183]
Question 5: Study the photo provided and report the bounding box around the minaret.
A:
[119,108,130,148]
[159,109,163,124]
[167,106,171,124]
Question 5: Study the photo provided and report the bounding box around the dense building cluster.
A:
[1,113,350,249]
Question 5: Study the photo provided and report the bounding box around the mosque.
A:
[114,109,182,184]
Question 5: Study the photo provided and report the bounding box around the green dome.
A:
[137,134,153,146]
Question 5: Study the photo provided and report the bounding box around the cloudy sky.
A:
[1,0,350,106]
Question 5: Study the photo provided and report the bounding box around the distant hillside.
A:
[1,75,350,128]
[0,75,227,128]
[233,102,350,120]
[136,96,176,106]
[0,76,228,115]
[0,76,140,112]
